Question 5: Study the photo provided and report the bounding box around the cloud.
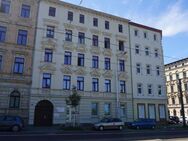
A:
[154,1,188,36]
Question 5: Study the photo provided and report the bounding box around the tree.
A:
[66,86,81,127]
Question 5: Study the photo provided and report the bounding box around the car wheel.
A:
[119,126,123,130]
[136,126,140,130]
[99,126,104,131]
[12,125,20,132]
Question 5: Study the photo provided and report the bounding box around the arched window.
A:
[9,90,20,108]
[172,97,175,105]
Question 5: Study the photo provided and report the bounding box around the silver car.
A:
[94,118,124,131]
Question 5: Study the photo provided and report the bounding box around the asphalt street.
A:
[1,129,188,141]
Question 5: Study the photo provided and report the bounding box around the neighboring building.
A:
[0,0,38,123]
[165,58,188,117]
[129,22,168,121]
[29,0,133,126]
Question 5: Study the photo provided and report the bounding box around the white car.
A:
[179,116,188,123]
[94,118,124,131]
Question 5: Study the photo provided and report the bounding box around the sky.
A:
[62,0,188,64]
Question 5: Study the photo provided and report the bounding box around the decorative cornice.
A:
[90,28,101,35]
[74,67,87,75]
[39,63,56,73]
[103,48,112,57]
[75,25,88,31]
[90,69,101,77]
[61,65,73,74]
[63,23,75,30]
[103,70,113,78]
[63,41,75,51]
[76,44,87,52]
[90,46,101,55]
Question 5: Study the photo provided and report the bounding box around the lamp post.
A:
[116,51,127,118]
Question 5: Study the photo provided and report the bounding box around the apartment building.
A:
[29,0,133,126]
[165,58,188,117]
[129,22,168,121]
[0,0,38,123]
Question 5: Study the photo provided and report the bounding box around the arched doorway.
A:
[34,100,53,126]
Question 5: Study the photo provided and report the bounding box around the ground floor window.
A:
[159,104,166,119]
[137,104,145,119]
[148,104,156,119]
[104,103,111,115]
[120,104,126,117]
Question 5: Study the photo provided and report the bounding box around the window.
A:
[0,26,6,42]
[120,104,126,116]
[13,57,24,74]
[105,21,109,30]
[138,104,145,119]
[92,56,98,68]
[134,30,138,36]
[48,7,56,17]
[144,32,147,38]
[92,78,99,92]
[170,74,173,81]
[17,30,28,46]
[147,84,152,95]
[119,60,125,72]
[65,29,72,42]
[137,83,142,94]
[135,45,140,54]
[154,34,157,41]
[104,37,110,49]
[78,32,85,44]
[77,77,84,91]
[64,51,72,65]
[93,18,98,27]
[136,63,141,74]
[119,41,124,51]
[44,49,53,62]
[91,103,98,116]
[183,72,187,79]
[159,104,166,119]
[9,91,20,109]
[63,75,71,90]
[171,85,174,93]
[0,55,2,70]
[68,11,73,21]
[21,4,30,18]
[184,83,188,91]
[105,79,111,92]
[42,73,51,88]
[146,65,151,75]
[156,66,160,76]
[155,49,159,57]
[104,103,111,115]
[119,24,123,33]
[92,35,98,46]
[104,58,110,70]
[46,26,55,38]
[158,85,162,95]
[176,73,179,80]
[1,0,10,14]
[79,14,84,24]
[148,104,156,119]
[77,53,84,67]
[145,47,149,56]
[172,97,175,104]
[120,80,126,93]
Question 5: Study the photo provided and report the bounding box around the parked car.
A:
[0,115,24,132]
[179,116,188,124]
[127,119,156,129]
[168,116,179,124]
[94,118,124,131]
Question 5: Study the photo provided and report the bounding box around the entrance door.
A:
[34,100,53,126]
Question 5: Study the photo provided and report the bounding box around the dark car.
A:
[94,118,124,131]
[128,119,156,129]
[168,116,179,124]
[0,115,24,132]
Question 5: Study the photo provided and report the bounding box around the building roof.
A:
[129,22,162,35]
[165,57,188,67]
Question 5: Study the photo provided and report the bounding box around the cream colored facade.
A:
[0,0,38,123]
[29,0,133,125]
[129,23,168,121]
[165,58,188,118]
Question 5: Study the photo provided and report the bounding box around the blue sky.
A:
[62,0,188,64]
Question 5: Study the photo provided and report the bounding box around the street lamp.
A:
[116,51,127,118]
